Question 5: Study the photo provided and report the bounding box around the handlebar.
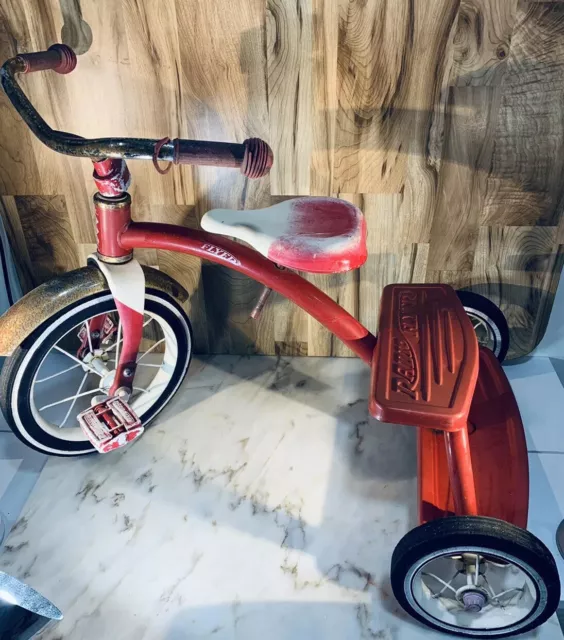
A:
[0,45,273,178]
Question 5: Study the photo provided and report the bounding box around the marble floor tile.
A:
[0,356,560,639]
[504,357,564,453]
[0,432,46,537]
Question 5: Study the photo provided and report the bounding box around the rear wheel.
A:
[391,516,560,638]
[0,289,192,456]
[457,291,510,362]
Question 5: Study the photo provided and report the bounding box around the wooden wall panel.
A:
[0,0,563,358]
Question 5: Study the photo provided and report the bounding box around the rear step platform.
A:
[369,284,479,430]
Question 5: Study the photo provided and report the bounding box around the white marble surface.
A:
[0,356,562,639]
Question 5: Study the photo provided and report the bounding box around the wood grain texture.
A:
[13,195,79,286]
[428,86,501,272]
[0,0,563,358]
[450,0,519,86]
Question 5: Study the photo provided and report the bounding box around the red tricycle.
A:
[0,45,559,638]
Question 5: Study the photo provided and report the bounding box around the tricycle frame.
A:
[0,42,525,531]
[97,188,487,524]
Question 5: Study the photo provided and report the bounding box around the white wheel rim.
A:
[406,546,541,635]
[10,294,189,455]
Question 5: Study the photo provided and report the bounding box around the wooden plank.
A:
[13,195,79,286]
[59,0,93,54]
[482,1,564,226]
[266,0,313,195]
[428,86,501,272]
[472,225,562,356]
[310,0,338,196]
[450,0,519,86]
[122,0,194,206]
[0,0,563,359]
[394,0,460,246]
[0,1,44,195]
[1,0,95,242]
[176,0,272,355]
[333,0,412,194]
[0,196,34,293]
[359,194,429,334]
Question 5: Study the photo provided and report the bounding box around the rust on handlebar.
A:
[0,47,273,178]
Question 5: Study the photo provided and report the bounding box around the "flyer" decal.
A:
[200,243,241,266]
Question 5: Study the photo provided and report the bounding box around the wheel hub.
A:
[461,589,488,612]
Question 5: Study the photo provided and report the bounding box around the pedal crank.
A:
[78,396,143,454]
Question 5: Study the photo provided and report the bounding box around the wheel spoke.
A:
[60,372,89,428]
[39,386,102,411]
[422,571,458,595]
[84,321,94,353]
[438,570,461,596]
[53,346,102,378]
[137,363,162,368]
[36,363,81,383]
[137,338,165,363]
[491,586,524,602]
[481,574,497,599]
[115,319,122,368]
[105,317,153,354]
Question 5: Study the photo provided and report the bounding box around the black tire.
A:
[0,288,192,457]
[456,290,510,362]
[391,516,560,638]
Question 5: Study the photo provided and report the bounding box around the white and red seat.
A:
[200,197,367,273]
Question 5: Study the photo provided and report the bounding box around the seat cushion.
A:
[200,197,367,273]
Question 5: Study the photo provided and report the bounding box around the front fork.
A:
[88,255,145,397]
[88,157,145,398]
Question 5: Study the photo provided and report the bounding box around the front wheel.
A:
[391,516,560,638]
[0,288,192,456]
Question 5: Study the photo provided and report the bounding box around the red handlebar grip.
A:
[18,44,77,75]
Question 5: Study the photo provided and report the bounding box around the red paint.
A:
[267,198,367,273]
[77,314,107,358]
[78,396,143,454]
[119,222,376,363]
[200,243,241,266]
[109,300,144,395]
[369,284,479,431]
[444,428,478,516]
[93,158,131,196]
[95,195,133,261]
[369,284,481,518]
[419,348,529,527]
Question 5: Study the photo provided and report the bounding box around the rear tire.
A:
[0,288,192,456]
[391,516,560,638]
[457,291,510,362]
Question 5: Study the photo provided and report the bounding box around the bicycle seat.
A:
[200,197,367,273]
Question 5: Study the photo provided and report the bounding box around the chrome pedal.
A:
[78,396,143,454]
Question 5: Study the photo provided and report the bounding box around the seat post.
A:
[444,426,478,516]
